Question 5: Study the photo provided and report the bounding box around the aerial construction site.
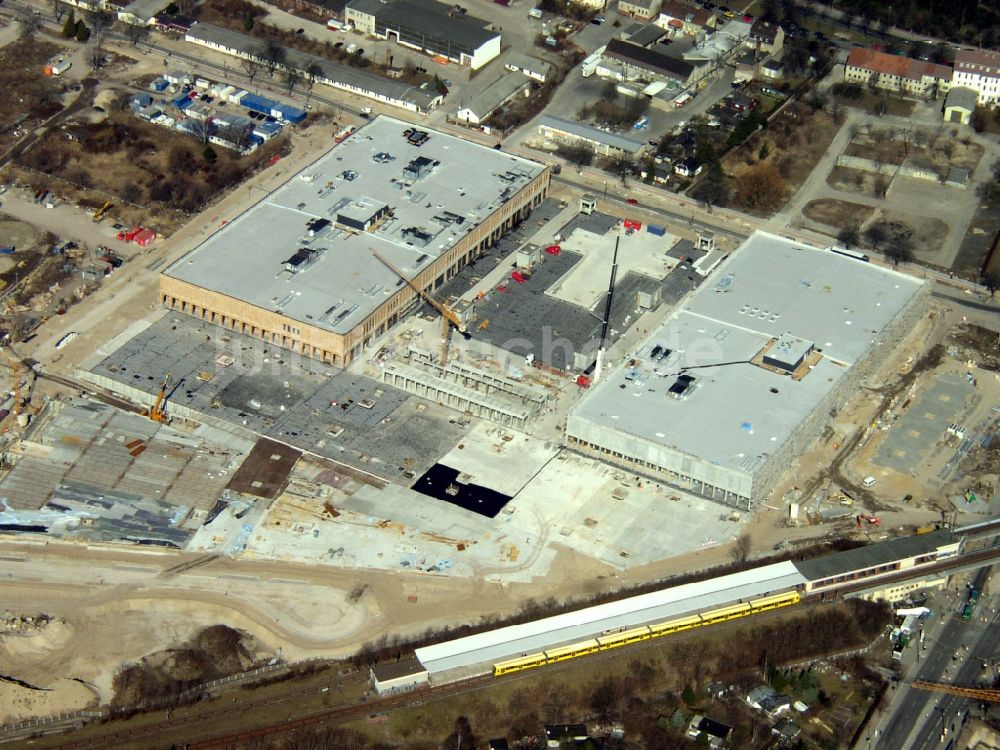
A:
[0,115,998,727]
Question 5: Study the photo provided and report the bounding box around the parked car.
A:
[590,15,604,24]
[626,198,639,205]
[296,27,304,34]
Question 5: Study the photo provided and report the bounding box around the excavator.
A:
[92,200,112,223]
[146,373,171,423]
[371,249,467,365]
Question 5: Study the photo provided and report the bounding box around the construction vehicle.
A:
[371,249,467,365]
[913,680,1000,702]
[478,319,490,331]
[92,200,112,222]
[146,373,171,423]
[856,515,881,528]
[93,201,113,222]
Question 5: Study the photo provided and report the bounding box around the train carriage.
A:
[493,652,547,676]
[648,614,703,637]
[544,640,601,663]
[699,602,753,625]
[596,626,653,650]
[749,591,800,612]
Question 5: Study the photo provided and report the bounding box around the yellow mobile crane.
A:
[371,249,467,365]
[146,373,171,423]
[0,347,22,416]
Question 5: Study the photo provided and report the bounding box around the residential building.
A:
[640,162,672,184]
[544,725,588,748]
[746,686,791,719]
[618,0,660,20]
[945,86,978,124]
[687,714,733,748]
[161,116,549,368]
[455,73,528,125]
[537,115,648,158]
[656,1,716,36]
[747,19,783,54]
[953,49,1000,107]
[761,57,784,80]
[345,0,501,70]
[504,52,555,83]
[602,38,695,85]
[844,47,951,99]
[772,718,801,744]
[673,157,701,177]
[370,657,428,694]
[116,0,169,24]
[623,22,668,47]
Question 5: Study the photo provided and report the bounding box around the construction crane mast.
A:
[372,249,467,365]
[146,373,171,423]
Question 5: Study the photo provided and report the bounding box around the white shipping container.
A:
[194,78,210,89]
[230,89,248,104]
[52,59,72,75]
[219,85,236,99]
[210,82,227,96]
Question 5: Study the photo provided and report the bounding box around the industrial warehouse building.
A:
[566,233,928,510]
[160,116,549,367]
[345,0,501,70]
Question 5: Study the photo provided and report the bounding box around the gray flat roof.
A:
[460,73,526,118]
[794,530,955,583]
[371,0,499,50]
[185,24,439,110]
[165,116,545,335]
[372,656,427,681]
[538,115,646,154]
[568,232,924,478]
[415,561,804,674]
[504,52,555,77]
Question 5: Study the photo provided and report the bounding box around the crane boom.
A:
[372,249,466,332]
[148,373,171,423]
[912,681,1000,702]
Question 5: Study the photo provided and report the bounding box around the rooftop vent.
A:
[284,247,321,273]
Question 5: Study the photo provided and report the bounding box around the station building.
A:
[565,233,929,510]
[160,116,549,367]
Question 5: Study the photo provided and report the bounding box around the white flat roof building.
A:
[161,116,548,366]
[566,232,927,509]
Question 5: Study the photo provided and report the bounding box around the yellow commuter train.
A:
[492,590,800,677]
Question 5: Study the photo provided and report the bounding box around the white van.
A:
[528,8,543,18]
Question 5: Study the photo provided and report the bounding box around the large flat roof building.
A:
[566,233,927,509]
[161,116,549,367]
[346,0,501,70]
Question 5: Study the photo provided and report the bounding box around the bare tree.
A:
[188,117,213,146]
[219,123,251,151]
[304,61,323,105]
[262,39,286,78]
[241,54,262,89]
[284,68,301,94]
[121,21,150,47]
[872,173,889,198]
[731,531,752,563]
[50,0,68,23]
[16,5,42,36]
[86,10,113,45]
[86,42,105,71]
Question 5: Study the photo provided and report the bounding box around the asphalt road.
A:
[874,569,997,749]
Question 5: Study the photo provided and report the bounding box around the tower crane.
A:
[912,680,1000,702]
[146,372,172,423]
[371,249,467,365]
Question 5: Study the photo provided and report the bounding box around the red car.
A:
[626,198,639,205]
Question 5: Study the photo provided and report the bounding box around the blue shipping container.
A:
[647,224,666,236]
[242,93,279,114]
[276,105,306,124]
[0,246,15,255]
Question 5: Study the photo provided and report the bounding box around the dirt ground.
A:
[724,105,841,212]
[0,36,66,155]
[802,197,874,230]
[866,209,950,260]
